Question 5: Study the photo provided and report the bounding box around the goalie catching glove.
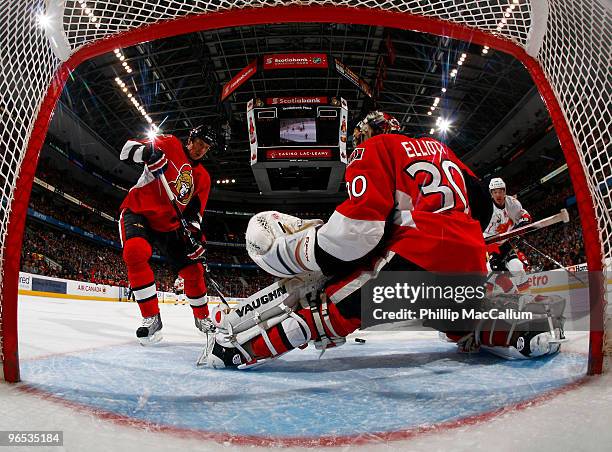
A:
[246,211,324,277]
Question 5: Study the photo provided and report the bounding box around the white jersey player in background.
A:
[173,276,185,305]
[484,177,532,294]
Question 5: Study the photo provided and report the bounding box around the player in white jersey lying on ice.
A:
[200,112,565,369]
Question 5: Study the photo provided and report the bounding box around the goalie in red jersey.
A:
[118,125,220,345]
[203,111,564,369]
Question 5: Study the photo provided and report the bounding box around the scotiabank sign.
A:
[221,59,258,101]
[266,96,328,105]
[266,149,332,160]
[263,53,328,70]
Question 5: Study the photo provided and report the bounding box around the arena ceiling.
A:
[58,22,535,194]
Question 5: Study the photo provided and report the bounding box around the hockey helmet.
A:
[353,111,401,145]
[188,124,221,153]
[488,177,506,191]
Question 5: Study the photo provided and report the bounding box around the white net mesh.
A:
[0,0,610,374]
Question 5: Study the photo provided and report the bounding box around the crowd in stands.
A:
[522,212,585,271]
[22,221,130,287]
[29,189,118,241]
[20,220,270,294]
[208,269,275,298]
[36,155,124,216]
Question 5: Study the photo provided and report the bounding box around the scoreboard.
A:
[248,97,348,194]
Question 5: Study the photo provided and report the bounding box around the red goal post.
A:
[1,1,609,382]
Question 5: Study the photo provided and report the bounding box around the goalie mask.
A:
[352,111,401,145]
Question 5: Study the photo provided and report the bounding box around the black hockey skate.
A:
[136,313,163,346]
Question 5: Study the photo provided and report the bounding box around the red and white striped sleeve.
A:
[317,136,395,264]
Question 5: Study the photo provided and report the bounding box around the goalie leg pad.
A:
[250,314,312,358]
[250,295,357,359]
[478,295,566,359]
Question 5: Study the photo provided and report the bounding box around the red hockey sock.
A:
[138,298,159,318]
[180,263,207,315]
[495,274,515,293]
[123,237,159,317]
[191,304,209,319]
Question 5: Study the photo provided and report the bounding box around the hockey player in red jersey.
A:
[118,125,219,345]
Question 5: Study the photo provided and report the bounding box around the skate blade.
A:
[237,356,278,370]
[138,331,163,346]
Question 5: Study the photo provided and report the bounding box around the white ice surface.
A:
[1,295,610,452]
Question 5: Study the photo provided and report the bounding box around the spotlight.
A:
[147,128,157,140]
[438,118,452,133]
[37,13,51,28]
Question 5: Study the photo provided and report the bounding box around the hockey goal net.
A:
[0,1,610,382]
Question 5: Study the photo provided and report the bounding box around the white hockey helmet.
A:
[489,177,506,191]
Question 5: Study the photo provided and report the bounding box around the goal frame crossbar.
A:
[1,5,606,383]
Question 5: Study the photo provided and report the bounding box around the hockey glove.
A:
[246,211,324,277]
[514,216,532,229]
[143,146,168,178]
[185,215,203,241]
[186,239,206,261]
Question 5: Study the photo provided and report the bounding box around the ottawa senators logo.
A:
[173,165,194,206]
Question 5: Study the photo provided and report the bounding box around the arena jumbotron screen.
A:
[253,105,341,148]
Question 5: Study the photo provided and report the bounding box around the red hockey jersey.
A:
[317,133,486,272]
[120,135,211,232]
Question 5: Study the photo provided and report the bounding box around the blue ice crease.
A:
[20,339,587,437]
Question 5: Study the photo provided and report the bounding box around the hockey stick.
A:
[516,237,587,285]
[484,209,570,244]
[158,173,231,309]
